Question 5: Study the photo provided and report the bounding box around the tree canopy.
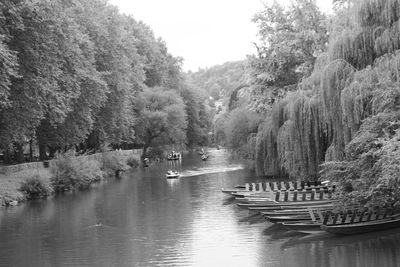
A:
[0,0,209,163]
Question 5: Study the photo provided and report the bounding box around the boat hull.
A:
[239,199,334,208]
[280,221,323,234]
[321,215,400,235]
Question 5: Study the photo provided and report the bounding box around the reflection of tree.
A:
[281,229,400,267]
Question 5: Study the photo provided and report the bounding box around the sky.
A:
[108,0,332,72]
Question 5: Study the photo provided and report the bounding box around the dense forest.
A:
[0,0,212,163]
[209,0,400,208]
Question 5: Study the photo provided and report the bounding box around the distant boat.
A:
[166,170,180,179]
[198,147,205,155]
[167,151,181,160]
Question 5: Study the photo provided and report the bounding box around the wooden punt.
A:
[278,207,331,234]
[238,199,335,208]
[264,214,313,223]
[260,207,334,217]
[246,202,335,211]
[237,189,334,205]
[233,186,335,198]
[280,221,324,234]
[320,208,400,235]
[221,180,328,195]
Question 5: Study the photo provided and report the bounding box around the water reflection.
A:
[280,228,400,267]
[166,177,180,189]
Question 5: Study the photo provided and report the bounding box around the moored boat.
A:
[320,213,400,235]
[280,221,324,234]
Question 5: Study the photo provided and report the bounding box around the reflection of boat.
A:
[167,151,181,160]
[166,170,180,179]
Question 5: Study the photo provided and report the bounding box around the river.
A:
[0,148,400,267]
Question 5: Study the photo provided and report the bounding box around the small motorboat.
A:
[166,170,180,179]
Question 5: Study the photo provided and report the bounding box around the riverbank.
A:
[0,168,52,206]
[0,150,141,207]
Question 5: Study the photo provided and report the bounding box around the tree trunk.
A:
[49,146,58,159]
[29,140,33,162]
[14,143,25,164]
[39,143,47,161]
[4,149,11,164]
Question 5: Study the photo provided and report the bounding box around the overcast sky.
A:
[108,0,332,72]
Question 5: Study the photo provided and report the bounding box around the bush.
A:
[50,151,103,192]
[20,175,53,199]
[127,157,139,168]
[102,152,129,176]
[147,146,165,160]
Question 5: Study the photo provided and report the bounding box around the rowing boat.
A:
[238,199,335,208]
[221,180,329,195]
[320,213,400,235]
[280,221,324,234]
[264,214,313,223]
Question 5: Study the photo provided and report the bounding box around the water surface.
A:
[1,149,400,267]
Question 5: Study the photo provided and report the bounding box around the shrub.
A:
[147,146,165,160]
[50,151,103,192]
[20,175,53,199]
[127,157,139,168]
[102,152,129,176]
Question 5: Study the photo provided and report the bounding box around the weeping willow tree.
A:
[254,0,400,207]
[277,92,325,179]
[255,99,290,177]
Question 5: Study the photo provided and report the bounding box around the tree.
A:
[133,87,187,158]
[224,108,262,158]
[249,0,328,111]
[180,87,210,147]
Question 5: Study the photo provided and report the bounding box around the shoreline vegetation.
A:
[208,0,400,209]
[0,150,140,207]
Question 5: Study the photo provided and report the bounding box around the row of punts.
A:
[222,181,400,235]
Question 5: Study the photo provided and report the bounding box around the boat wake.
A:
[87,223,118,230]
[180,164,244,178]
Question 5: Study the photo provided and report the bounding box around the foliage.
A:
[223,108,262,159]
[19,176,53,199]
[146,146,165,160]
[180,86,211,147]
[252,0,400,210]
[126,157,140,168]
[0,0,187,163]
[50,151,103,192]
[133,87,187,158]
[188,61,250,101]
[102,151,129,176]
[248,0,328,113]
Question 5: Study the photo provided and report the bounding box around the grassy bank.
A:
[0,150,140,207]
[0,168,52,206]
